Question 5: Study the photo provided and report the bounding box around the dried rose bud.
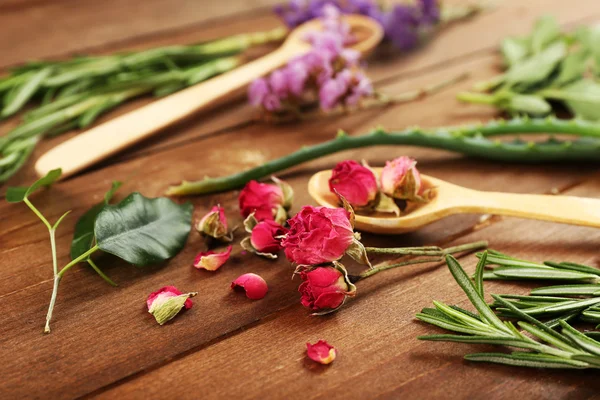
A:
[238,177,293,225]
[281,205,369,267]
[197,205,232,242]
[193,246,232,271]
[146,286,197,325]
[329,160,379,209]
[231,273,268,300]
[306,340,337,365]
[297,262,356,314]
[380,156,426,202]
[241,213,288,259]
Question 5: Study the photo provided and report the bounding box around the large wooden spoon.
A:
[309,168,600,234]
[35,15,384,179]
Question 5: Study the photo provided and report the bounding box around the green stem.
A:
[23,197,52,231]
[58,244,100,278]
[360,258,442,279]
[360,241,488,279]
[44,244,101,333]
[87,258,118,287]
[166,117,600,196]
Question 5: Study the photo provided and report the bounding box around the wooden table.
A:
[2,0,600,398]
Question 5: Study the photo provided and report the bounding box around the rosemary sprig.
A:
[167,116,600,196]
[0,28,286,184]
[417,254,600,369]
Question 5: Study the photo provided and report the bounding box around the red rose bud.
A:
[298,262,356,314]
[197,205,232,242]
[238,177,293,225]
[146,286,197,325]
[231,273,268,300]
[380,156,426,202]
[329,160,378,208]
[282,205,370,266]
[193,246,232,271]
[241,213,288,259]
[306,340,337,365]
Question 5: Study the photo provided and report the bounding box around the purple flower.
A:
[248,78,269,106]
[345,71,372,106]
[269,69,289,98]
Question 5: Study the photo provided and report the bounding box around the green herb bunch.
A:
[417,253,600,369]
[0,28,286,184]
[7,170,193,333]
[459,16,600,120]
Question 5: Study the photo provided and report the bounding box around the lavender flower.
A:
[248,5,374,115]
[274,0,441,51]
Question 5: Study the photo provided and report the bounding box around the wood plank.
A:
[94,178,600,399]
[0,94,595,398]
[3,0,600,189]
[0,0,280,68]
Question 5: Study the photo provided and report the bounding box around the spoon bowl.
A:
[309,168,600,234]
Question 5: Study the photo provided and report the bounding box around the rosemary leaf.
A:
[464,352,588,369]
[531,284,600,296]
[491,266,598,282]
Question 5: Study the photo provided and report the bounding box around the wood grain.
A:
[1,0,600,399]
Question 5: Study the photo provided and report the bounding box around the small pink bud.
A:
[241,213,288,259]
[146,286,197,325]
[329,160,378,208]
[197,205,231,242]
[380,156,425,202]
[238,177,293,225]
[231,273,268,300]
[306,340,337,365]
[297,262,356,314]
[193,246,232,271]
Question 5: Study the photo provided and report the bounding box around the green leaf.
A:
[506,94,551,115]
[6,169,62,203]
[445,255,511,334]
[560,320,600,356]
[415,313,491,336]
[523,297,600,316]
[555,79,600,121]
[530,16,561,54]
[544,261,600,276]
[570,354,600,367]
[418,334,538,351]
[501,37,530,67]
[474,251,487,298]
[554,49,590,86]
[491,266,598,282]
[94,192,193,266]
[504,41,566,87]
[481,254,552,269]
[70,181,122,260]
[1,67,53,118]
[464,352,587,369]
[532,284,600,297]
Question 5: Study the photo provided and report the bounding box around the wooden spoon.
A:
[35,16,384,179]
[309,168,600,234]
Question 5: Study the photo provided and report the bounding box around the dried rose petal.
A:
[231,273,268,300]
[193,246,232,271]
[306,340,337,365]
[146,286,197,325]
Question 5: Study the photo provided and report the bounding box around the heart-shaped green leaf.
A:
[6,168,61,203]
[94,192,193,266]
[70,181,122,260]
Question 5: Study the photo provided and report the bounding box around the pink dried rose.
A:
[231,273,268,300]
[146,286,197,325]
[380,156,427,202]
[193,246,232,271]
[281,205,369,266]
[306,340,337,365]
[297,262,356,314]
[329,160,379,208]
[238,177,293,225]
[196,205,232,242]
[241,213,288,259]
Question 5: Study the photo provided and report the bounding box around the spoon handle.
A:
[463,191,600,228]
[34,46,300,179]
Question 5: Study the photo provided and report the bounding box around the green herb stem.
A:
[360,241,488,280]
[167,117,600,196]
[87,259,117,287]
[58,245,100,278]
